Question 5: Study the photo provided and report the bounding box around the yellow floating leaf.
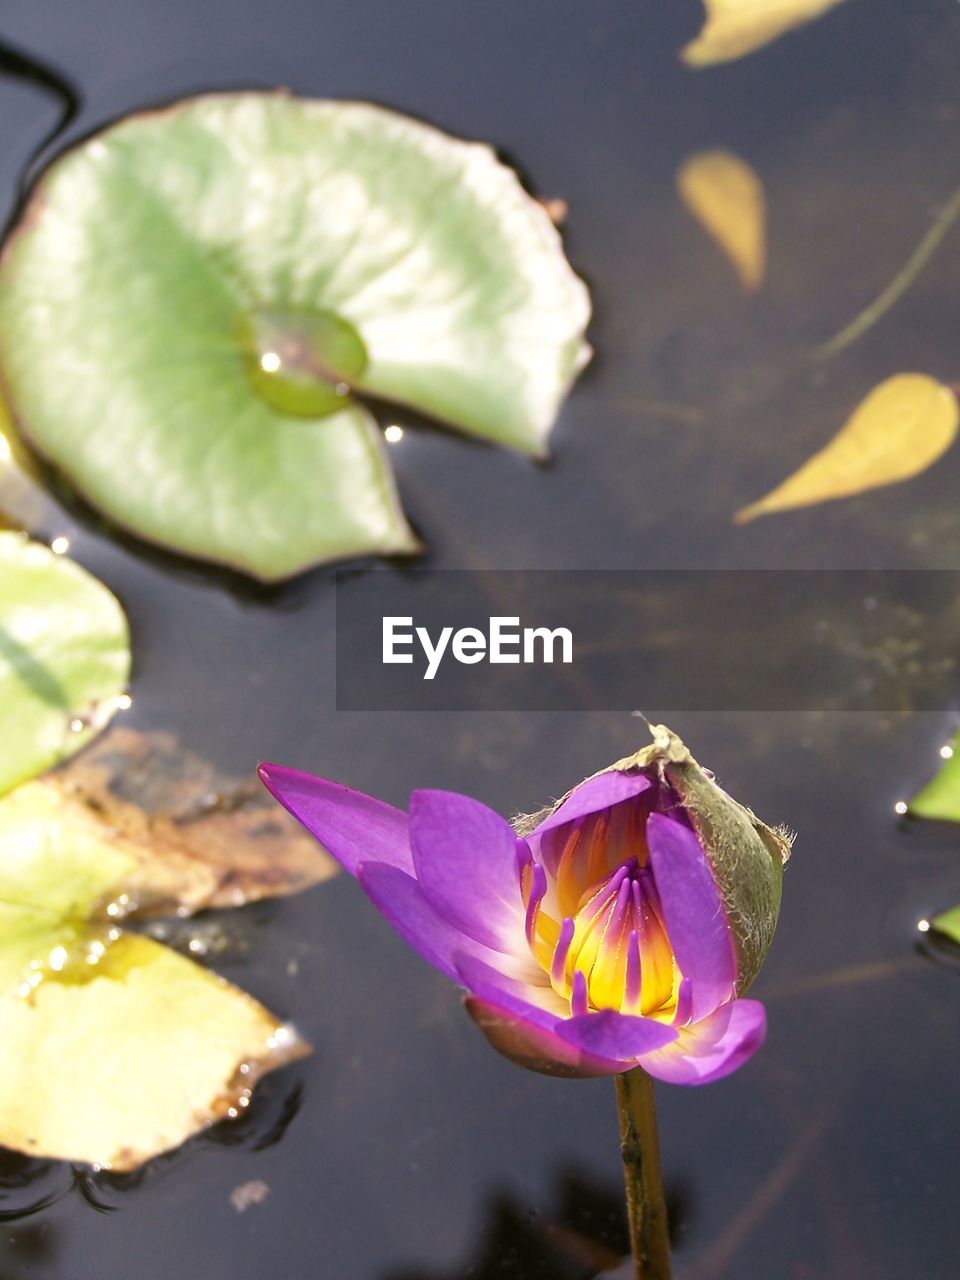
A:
[0,930,307,1171]
[678,150,766,292]
[682,0,848,67]
[735,374,959,524]
[0,729,329,1169]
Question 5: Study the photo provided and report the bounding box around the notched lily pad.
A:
[0,93,590,580]
[0,531,130,797]
[0,728,333,1170]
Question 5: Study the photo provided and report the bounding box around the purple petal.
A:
[556,1010,678,1062]
[454,953,566,1034]
[532,770,652,837]
[646,813,736,1021]
[259,764,412,876]
[638,999,767,1085]
[358,863,509,983]
[463,996,629,1078]
[410,790,527,954]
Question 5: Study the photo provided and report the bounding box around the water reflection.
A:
[0,1153,71,1222]
[0,1219,59,1274]
[916,929,960,973]
[0,35,79,208]
[383,1169,635,1280]
[0,1067,304,1221]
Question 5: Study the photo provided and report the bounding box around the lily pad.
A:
[0,531,130,797]
[907,735,960,822]
[0,93,591,580]
[0,733,320,1170]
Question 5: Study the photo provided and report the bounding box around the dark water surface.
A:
[1,1,960,1277]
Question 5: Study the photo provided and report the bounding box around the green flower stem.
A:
[615,1066,672,1280]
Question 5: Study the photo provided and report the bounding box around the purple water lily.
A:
[258,744,776,1085]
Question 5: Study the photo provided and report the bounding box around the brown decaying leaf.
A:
[735,374,960,524]
[678,150,766,291]
[55,726,339,916]
[682,0,849,67]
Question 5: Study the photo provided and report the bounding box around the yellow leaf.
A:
[0,729,329,1169]
[682,0,848,67]
[677,150,766,292]
[0,929,307,1171]
[735,374,959,524]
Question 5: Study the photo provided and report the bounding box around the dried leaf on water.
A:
[735,374,959,524]
[0,532,130,797]
[678,150,766,291]
[51,726,339,913]
[0,727,334,1169]
[682,0,849,67]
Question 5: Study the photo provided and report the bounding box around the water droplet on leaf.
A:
[238,307,369,419]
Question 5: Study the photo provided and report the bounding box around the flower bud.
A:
[523,723,791,994]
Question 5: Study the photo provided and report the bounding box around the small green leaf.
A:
[907,734,960,822]
[0,93,590,579]
[0,532,130,797]
[930,905,960,944]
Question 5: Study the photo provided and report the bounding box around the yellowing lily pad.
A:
[0,734,319,1170]
[0,924,305,1171]
[682,0,849,67]
[0,531,130,797]
[678,150,766,291]
[735,375,959,524]
[0,93,590,580]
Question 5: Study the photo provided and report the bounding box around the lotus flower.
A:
[259,725,789,1084]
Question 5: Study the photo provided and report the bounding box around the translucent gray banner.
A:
[335,570,960,711]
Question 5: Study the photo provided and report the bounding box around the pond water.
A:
[1,1,960,1277]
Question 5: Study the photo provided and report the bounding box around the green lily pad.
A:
[0,532,130,797]
[0,749,313,1170]
[0,94,590,580]
[906,734,960,822]
[929,905,960,944]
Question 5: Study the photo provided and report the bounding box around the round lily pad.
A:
[0,94,591,580]
[0,532,130,796]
